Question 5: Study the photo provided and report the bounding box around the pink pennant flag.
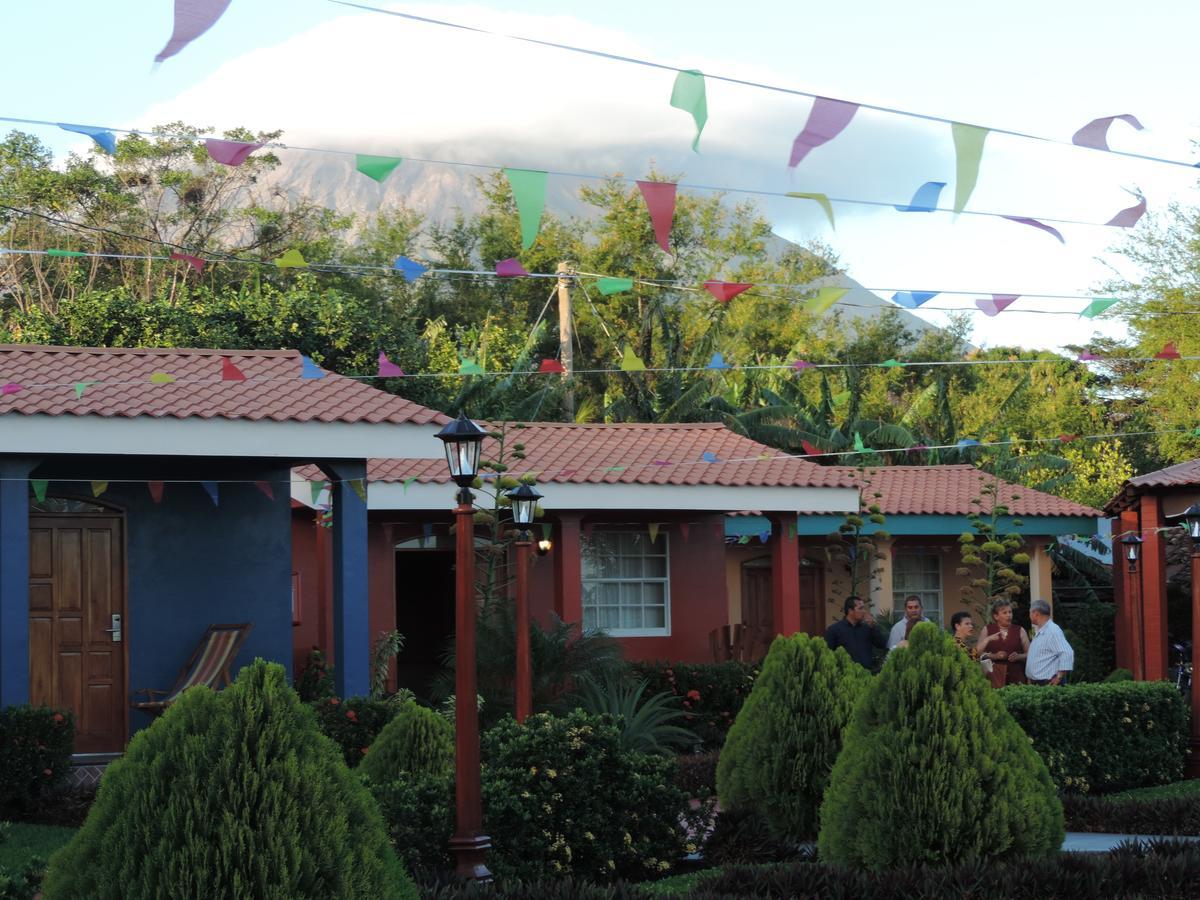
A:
[703,281,753,303]
[1077,352,1100,361]
[170,251,206,272]
[1072,114,1144,151]
[791,359,814,370]
[1002,216,1065,244]
[377,351,404,377]
[801,440,822,456]
[1,383,22,396]
[975,294,1019,317]
[652,459,672,466]
[538,358,565,373]
[789,97,859,168]
[221,357,246,381]
[255,480,275,500]
[204,138,263,167]
[582,520,594,539]
[148,481,164,504]
[1155,342,1181,360]
[637,180,678,254]
[155,0,232,63]
[1107,194,1147,228]
[495,257,530,277]
[679,522,690,542]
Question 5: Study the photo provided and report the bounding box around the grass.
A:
[1107,780,1200,802]
[637,869,713,897]
[0,822,77,871]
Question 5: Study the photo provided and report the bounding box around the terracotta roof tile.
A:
[0,344,448,426]
[1104,458,1200,515]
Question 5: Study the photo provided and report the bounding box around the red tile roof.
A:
[824,465,1100,517]
[1104,458,1200,515]
[0,344,448,425]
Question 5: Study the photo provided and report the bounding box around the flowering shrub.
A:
[294,647,335,702]
[0,705,75,812]
[310,696,398,767]
[628,661,758,748]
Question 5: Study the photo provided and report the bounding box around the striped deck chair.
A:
[132,623,252,715]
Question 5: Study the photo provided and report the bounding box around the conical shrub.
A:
[42,660,417,900]
[360,701,454,782]
[716,632,870,840]
[819,623,1064,869]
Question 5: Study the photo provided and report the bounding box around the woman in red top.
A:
[976,598,1030,686]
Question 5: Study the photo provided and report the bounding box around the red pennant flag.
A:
[679,522,690,542]
[1155,342,1181,360]
[637,180,677,254]
[801,440,822,456]
[582,520,594,539]
[148,481,164,503]
[255,480,275,500]
[703,281,753,303]
[221,357,246,381]
[170,251,205,273]
[538,358,565,373]
[1059,434,1079,443]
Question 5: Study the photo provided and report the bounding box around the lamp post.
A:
[506,482,543,724]
[1122,533,1144,680]
[1180,505,1200,777]
[435,412,491,881]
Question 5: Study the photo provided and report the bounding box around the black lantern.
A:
[1182,504,1200,546]
[436,412,487,490]
[1122,533,1144,570]
[506,483,543,529]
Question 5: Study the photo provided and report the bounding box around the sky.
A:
[4,0,1200,353]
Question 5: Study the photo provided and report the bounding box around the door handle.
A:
[106,614,122,642]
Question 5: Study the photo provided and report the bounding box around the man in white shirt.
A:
[888,595,930,650]
[1025,599,1074,685]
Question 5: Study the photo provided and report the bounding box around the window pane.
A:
[619,555,643,578]
[643,581,666,611]
[644,605,666,628]
[598,606,620,629]
[620,605,643,629]
[583,608,598,631]
[643,555,667,578]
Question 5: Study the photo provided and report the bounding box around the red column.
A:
[770,515,801,637]
[1188,550,1200,779]
[554,514,583,625]
[1111,516,1129,673]
[513,539,532,723]
[1117,509,1143,677]
[1141,495,1169,681]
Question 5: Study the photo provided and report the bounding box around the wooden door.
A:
[798,563,824,635]
[29,515,127,753]
[740,562,774,659]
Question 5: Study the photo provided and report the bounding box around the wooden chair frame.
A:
[132,622,253,715]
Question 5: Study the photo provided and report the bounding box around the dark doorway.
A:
[395,550,455,699]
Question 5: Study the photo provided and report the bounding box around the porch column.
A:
[554,515,583,624]
[0,459,34,706]
[1141,495,1169,681]
[1114,509,1141,675]
[769,514,800,636]
[1029,543,1054,611]
[324,461,369,697]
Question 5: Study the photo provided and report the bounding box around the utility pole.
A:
[556,261,575,419]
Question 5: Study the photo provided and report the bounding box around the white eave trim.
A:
[365,480,861,514]
[0,414,445,459]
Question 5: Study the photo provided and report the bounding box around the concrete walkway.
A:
[1063,832,1200,852]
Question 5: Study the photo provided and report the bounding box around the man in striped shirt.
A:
[1025,599,1074,685]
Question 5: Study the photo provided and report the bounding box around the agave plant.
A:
[570,673,698,755]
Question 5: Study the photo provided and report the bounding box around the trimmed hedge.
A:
[629,661,758,748]
[0,706,74,813]
[1062,793,1200,834]
[360,702,453,783]
[1001,681,1188,794]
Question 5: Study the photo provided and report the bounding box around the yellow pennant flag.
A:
[648,522,661,544]
[786,192,835,230]
[91,480,108,498]
[149,372,175,384]
[619,345,646,372]
[806,287,849,316]
[951,123,989,214]
[274,248,308,268]
[349,479,367,503]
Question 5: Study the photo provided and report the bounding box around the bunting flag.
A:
[637,180,677,254]
[538,358,565,374]
[789,97,859,167]
[58,123,117,154]
[149,372,175,384]
[377,352,405,377]
[703,281,753,302]
[958,439,981,448]
[792,359,813,370]
[422,523,434,545]
[1059,434,1079,443]
[495,257,529,277]
[274,248,307,268]
[74,381,96,399]
[701,451,719,463]
[459,358,485,375]
[204,139,263,167]
[201,481,219,506]
[169,251,206,273]
[221,357,246,381]
[679,522,690,542]
[541,523,553,540]
[669,69,708,152]
[652,459,672,466]
[300,356,325,379]
[255,481,274,500]
[1078,351,1100,361]
[894,181,945,212]
[738,535,750,545]
[787,522,797,540]
[951,123,989,214]
[758,531,771,543]
[155,0,232,62]
[148,481,164,503]
[355,154,403,183]
[1080,298,1120,318]
[504,168,548,250]
[91,481,108,498]
[707,352,730,370]
[853,432,867,453]
[46,249,87,258]
[786,192,835,229]
[583,520,595,539]
[1002,216,1066,244]
[975,294,1019,317]
[31,480,48,503]
[597,277,634,295]
[646,522,661,544]
[1156,342,1181,360]
[881,359,903,368]
[402,476,416,493]
[892,291,938,309]
[1,383,22,395]
[604,466,626,473]
[802,440,822,456]
[392,256,428,281]
[619,345,646,372]
[1107,193,1147,228]
[806,286,849,316]
[1072,114,1144,151]
[310,481,327,507]
[350,479,367,503]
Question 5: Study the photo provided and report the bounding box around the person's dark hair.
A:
[843,596,862,616]
[904,594,923,608]
[949,611,973,632]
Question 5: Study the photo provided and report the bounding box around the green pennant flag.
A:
[274,248,308,268]
[31,480,48,502]
[670,69,707,152]
[504,168,548,251]
[806,287,848,316]
[596,277,634,296]
[620,345,646,372]
[74,381,97,399]
[853,432,866,453]
[402,476,417,492]
[349,478,367,503]
[881,358,903,368]
[737,535,750,544]
[355,154,403,183]
[951,123,989,214]
[310,481,326,507]
[459,358,484,375]
[91,480,108,498]
[149,372,175,385]
[787,522,796,539]
[1080,297,1120,319]
[786,192,835,229]
[46,248,87,258]
[540,523,552,540]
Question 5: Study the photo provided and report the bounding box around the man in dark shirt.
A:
[824,596,887,669]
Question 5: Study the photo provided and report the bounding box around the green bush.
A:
[629,661,758,749]
[295,646,335,702]
[819,623,1063,869]
[1001,681,1188,793]
[1062,793,1200,834]
[716,633,869,841]
[370,771,455,875]
[41,660,417,900]
[480,710,690,882]
[311,695,399,767]
[672,750,719,799]
[360,702,454,783]
[0,706,74,813]
[1104,668,1134,682]
[571,675,697,755]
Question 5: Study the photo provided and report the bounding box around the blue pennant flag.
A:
[707,351,730,370]
[892,291,939,309]
[300,356,326,379]
[894,181,946,213]
[58,123,117,154]
[201,481,219,506]
[392,256,428,282]
[758,531,771,543]
[701,451,719,463]
[957,439,981,449]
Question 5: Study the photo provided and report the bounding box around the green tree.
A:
[359,701,454,783]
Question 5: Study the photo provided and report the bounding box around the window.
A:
[582,531,669,636]
[892,552,943,626]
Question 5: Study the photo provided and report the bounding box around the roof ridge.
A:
[502,421,727,429]
[0,344,300,358]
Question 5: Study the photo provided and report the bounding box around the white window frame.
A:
[581,530,671,637]
[892,551,943,627]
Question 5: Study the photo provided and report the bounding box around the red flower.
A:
[329,697,340,706]
[686,689,701,701]
[361,747,369,755]
[53,713,64,724]
[42,768,52,776]
[345,710,358,722]
[682,700,692,709]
